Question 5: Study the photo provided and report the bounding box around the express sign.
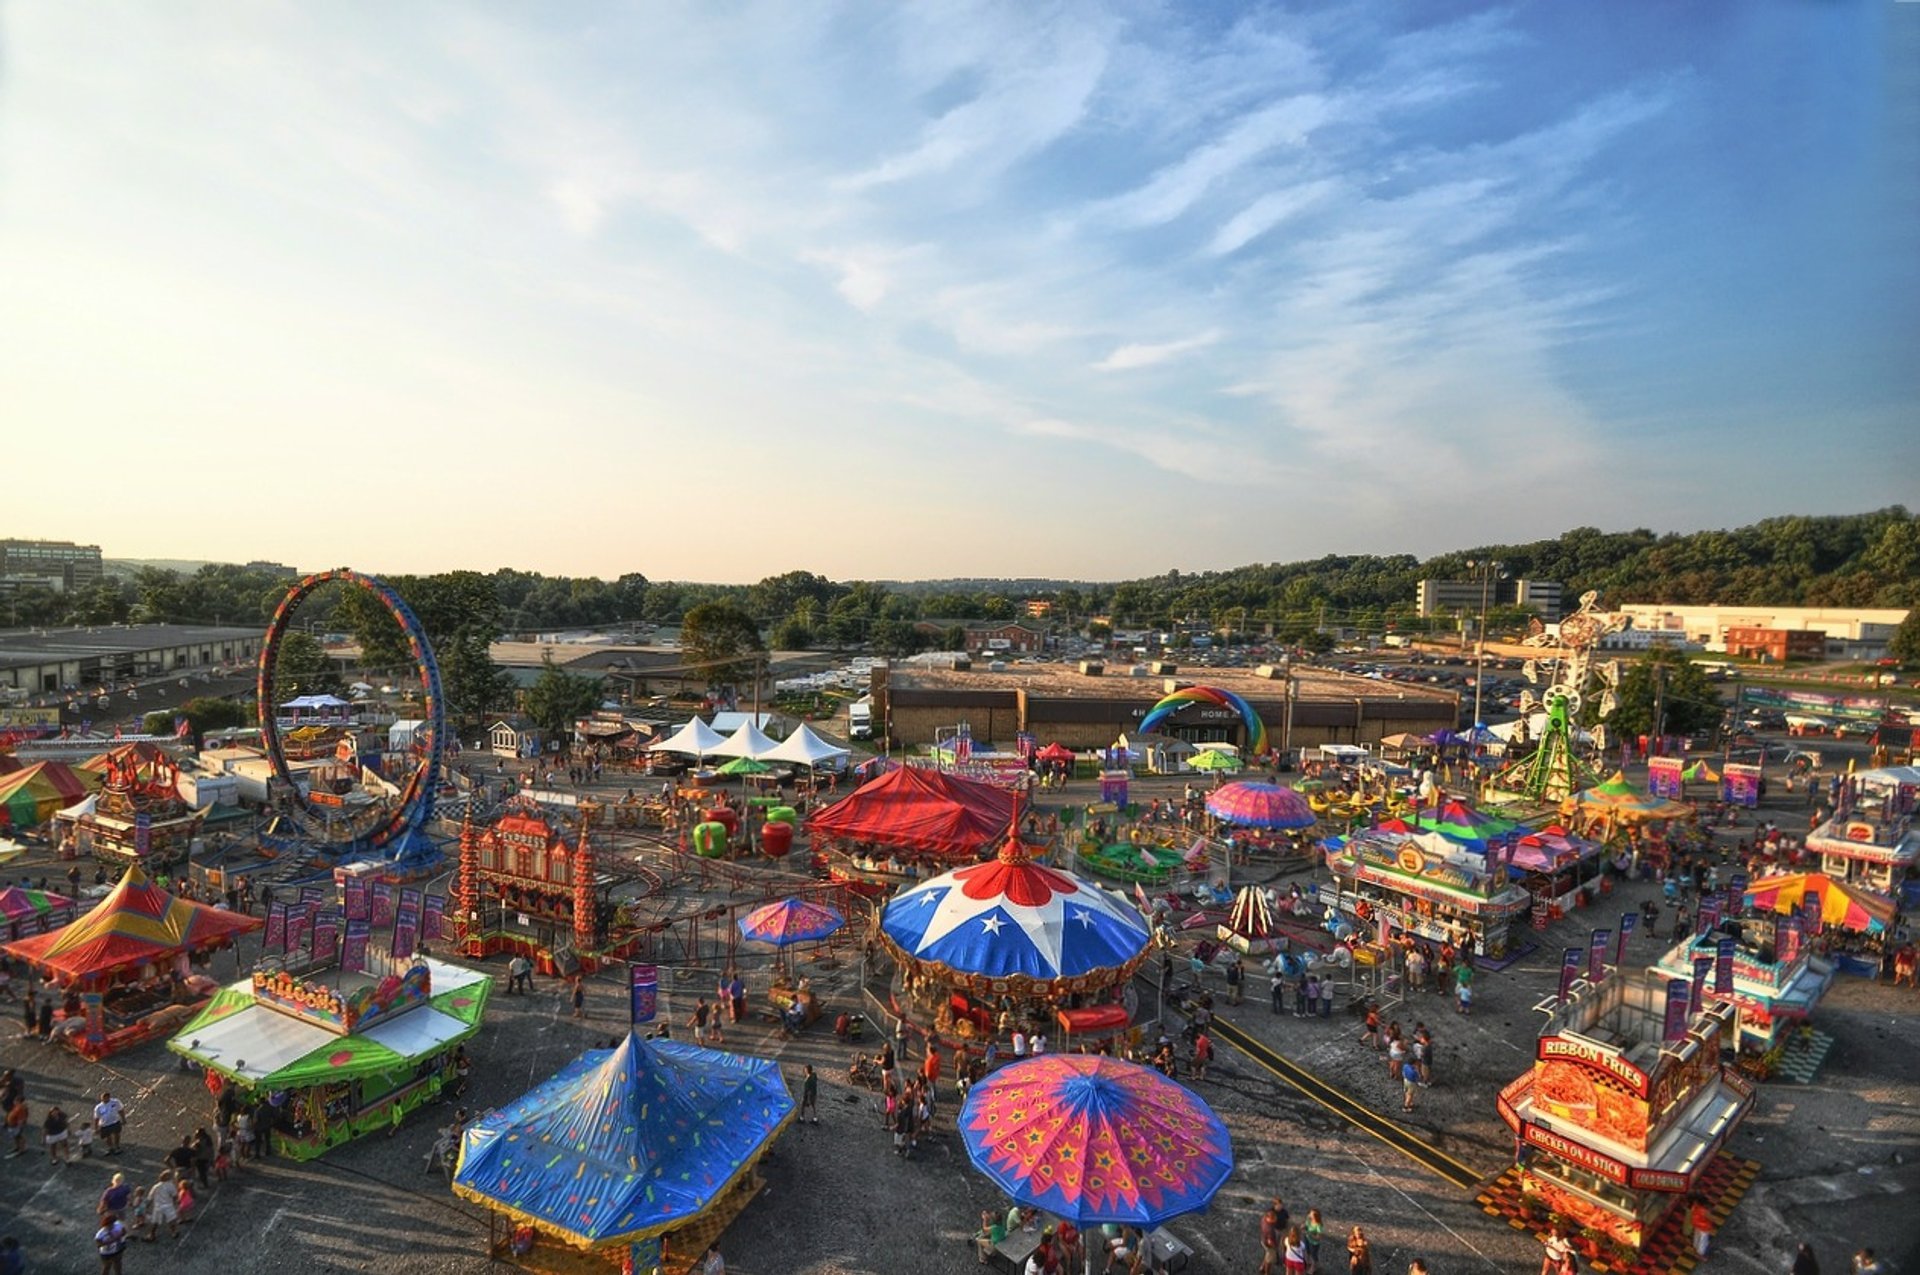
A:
[1537,1035,1650,1098]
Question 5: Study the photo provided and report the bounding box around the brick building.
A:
[1723,626,1828,664]
[911,620,1045,655]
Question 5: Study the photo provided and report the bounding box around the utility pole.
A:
[1651,661,1667,748]
[1468,559,1504,729]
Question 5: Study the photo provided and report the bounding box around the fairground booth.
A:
[0,759,102,833]
[1320,829,1533,959]
[55,743,204,872]
[168,955,490,1159]
[806,764,1015,895]
[446,802,661,976]
[1,884,75,941]
[1804,766,1918,905]
[1743,869,1896,980]
[877,828,1152,1056]
[1496,971,1754,1267]
[453,1031,792,1274]
[1,865,262,1057]
[1649,917,1834,1066]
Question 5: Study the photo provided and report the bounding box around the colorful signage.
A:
[1559,948,1582,1003]
[1723,763,1762,809]
[421,894,444,941]
[1538,1034,1651,1098]
[344,876,369,922]
[342,918,369,973]
[264,902,288,954]
[1523,1124,1629,1185]
[1690,956,1712,1014]
[629,963,658,1025]
[1588,929,1610,983]
[1615,911,1635,961]
[1663,978,1691,1042]
[1646,756,1685,799]
[1715,937,1736,994]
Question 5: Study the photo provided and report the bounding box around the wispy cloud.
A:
[1093,330,1223,371]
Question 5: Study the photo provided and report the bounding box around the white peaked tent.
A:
[708,719,778,760]
[760,723,852,769]
[649,718,727,758]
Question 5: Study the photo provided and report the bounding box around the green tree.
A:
[870,618,923,659]
[440,625,513,727]
[275,631,342,698]
[770,617,813,650]
[146,696,250,744]
[681,601,766,686]
[1889,609,1920,669]
[521,657,603,738]
[1603,651,1723,740]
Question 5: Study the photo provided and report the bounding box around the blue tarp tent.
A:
[452,1032,793,1249]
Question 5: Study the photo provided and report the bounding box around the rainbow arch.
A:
[1137,685,1269,755]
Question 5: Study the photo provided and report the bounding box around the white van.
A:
[848,699,874,740]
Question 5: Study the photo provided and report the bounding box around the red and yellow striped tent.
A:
[2,864,262,987]
[0,760,103,827]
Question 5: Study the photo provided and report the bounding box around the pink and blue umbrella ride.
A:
[735,897,846,947]
[960,1054,1233,1227]
[1204,781,1317,830]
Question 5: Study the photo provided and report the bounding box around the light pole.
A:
[1467,559,1506,731]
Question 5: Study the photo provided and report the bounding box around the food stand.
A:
[1804,766,1917,901]
[1496,972,1754,1264]
[1649,922,1833,1062]
[1321,831,1533,959]
[2,864,262,1058]
[168,956,490,1159]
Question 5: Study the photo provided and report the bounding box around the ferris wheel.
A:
[256,568,445,859]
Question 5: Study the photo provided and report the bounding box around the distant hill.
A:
[878,577,1106,595]
[104,557,219,578]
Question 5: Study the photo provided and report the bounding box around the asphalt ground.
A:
[2,765,1916,1274]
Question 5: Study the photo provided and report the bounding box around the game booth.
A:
[167,955,491,1159]
[806,764,1016,896]
[1741,869,1898,981]
[1,864,263,1058]
[446,802,663,976]
[1320,830,1534,959]
[453,1031,793,1274]
[1649,919,1834,1067]
[1804,766,1918,904]
[876,827,1153,1057]
[1495,972,1755,1268]
[55,743,205,872]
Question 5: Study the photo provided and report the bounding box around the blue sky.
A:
[2,2,1914,582]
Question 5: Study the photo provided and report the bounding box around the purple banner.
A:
[1778,913,1802,964]
[372,888,394,928]
[264,902,288,954]
[630,963,659,1025]
[298,884,326,906]
[1690,954,1713,1014]
[422,894,444,941]
[1715,937,1736,994]
[1615,912,1636,961]
[1558,948,1582,1003]
[393,887,422,959]
[342,918,370,973]
[1696,900,1720,937]
[1663,978,1691,1042]
[312,922,340,966]
[344,876,369,922]
[1588,929,1610,983]
[286,906,309,954]
[1800,897,1822,937]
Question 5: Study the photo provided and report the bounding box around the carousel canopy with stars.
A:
[880,836,1151,994]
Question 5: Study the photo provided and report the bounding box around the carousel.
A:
[876,822,1153,1056]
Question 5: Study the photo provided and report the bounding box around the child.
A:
[214,1135,232,1181]
[233,1109,253,1161]
[76,1119,95,1159]
[129,1186,152,1241]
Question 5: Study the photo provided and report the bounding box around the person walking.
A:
[1346,1226,1373,1275]
[43,1103,70,1166]
[1283,1225,1309,1275]
[1792,1244,1821,1275]
[94,1213,129,1275]
[190,1126,215,1188]
[1689,1195,1715,1259]
[1259,1201,1283,1275]
[1225,956,1244,1006]
[1271,964,1287,1015]
[1541,1226,1575,1275]
[687,997,713,1045]
[1305,1209,1324,1273]
[1401,1059,1420,1112]
[5,1092,28,1158]
[798,1065,819,1125]
[571,978,586,1020]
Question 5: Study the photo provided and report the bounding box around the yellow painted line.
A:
[1208,1014,1486,1190]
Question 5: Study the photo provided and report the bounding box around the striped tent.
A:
[2,864,262,987]
[0,761,103,828]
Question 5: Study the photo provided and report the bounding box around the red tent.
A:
[3,864,262,988]
[807,765,1016,858]
[1036,743,1077,764]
